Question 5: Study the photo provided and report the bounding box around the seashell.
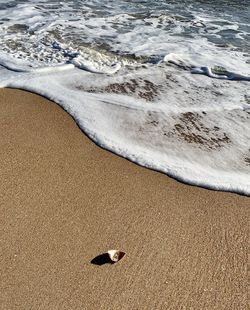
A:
[107,250,125,263]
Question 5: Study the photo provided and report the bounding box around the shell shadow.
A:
[91,252,126,266]
[91,253,113,266]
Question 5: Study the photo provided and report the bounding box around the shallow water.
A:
[0,0,250,194]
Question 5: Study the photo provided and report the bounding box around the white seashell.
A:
[107,250,125,263]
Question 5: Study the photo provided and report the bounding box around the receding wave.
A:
[0,0,249,195]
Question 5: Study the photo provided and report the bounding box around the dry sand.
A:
[0,88,249,310]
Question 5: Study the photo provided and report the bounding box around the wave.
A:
[0,53,249,195]
[0,0,250,195]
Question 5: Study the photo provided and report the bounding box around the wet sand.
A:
[0,88,249,309]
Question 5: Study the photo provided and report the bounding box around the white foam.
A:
[72,56,121,74]
[164,52,250,81]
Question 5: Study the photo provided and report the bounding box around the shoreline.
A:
[0,88,249,309]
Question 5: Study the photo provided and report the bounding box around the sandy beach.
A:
[0,88,249,309]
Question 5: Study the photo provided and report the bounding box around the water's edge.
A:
[2,83,249,197]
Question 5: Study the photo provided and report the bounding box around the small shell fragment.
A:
[107,250,125,263]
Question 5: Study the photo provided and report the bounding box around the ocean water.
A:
[0,0,249,194]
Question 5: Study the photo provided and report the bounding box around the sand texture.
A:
[0,88,249,310]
